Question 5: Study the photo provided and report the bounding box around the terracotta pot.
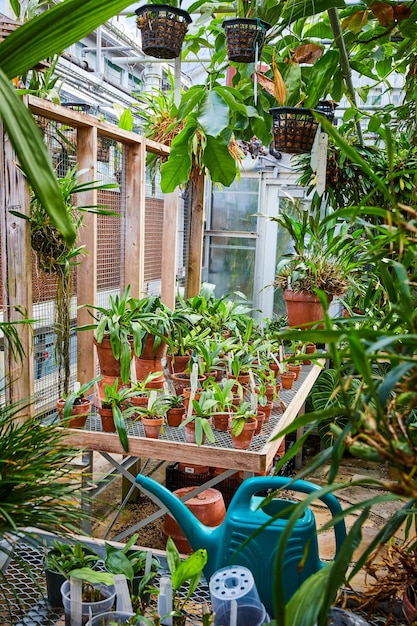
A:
[231,417,257,450]
[56,398,91,429]
[287,364,302,381]
[227,372,250,387]
[98,406,115,432]
[182,416,212,445]
[403,584,417,624]
[283,289,332,328]
[260,400,273,423]
[269,362,280,378]
[162,487,226,553]
[166,353,191,374]
[183,387,202,411]
[255,410,265,435]
[280,371,296,389]
[134,357,165,388]
[213,411,232,432]
[94,335,131,377]
[139,332,167,360]
[178,463,210,475]
[303,343,317,365]
[166,406,184,427]
[142,414,164,439]
[170,372,206,396]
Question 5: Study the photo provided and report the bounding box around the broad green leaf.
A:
[0,69,75,245]
[0,0,140,78]
[280,0,345,24]
[118,108,133,132]
[202,135,237,186]
[105,551,134,582]
[171,548,207,591]
[113,405,129,452]
[282,62,302,107]
[304,50,340,108]
[197,90,229,136]
[160,122,196,192]
[70,569,114,586]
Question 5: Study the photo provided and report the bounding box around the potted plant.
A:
[60,572,116,626]
[179,391,217,445]
[103,533,160,602]
[230,401,258,449]
[163,536,208,626]
[133,393,168,439]
[160,393,185,427]
[222,0,270,63]
[57,375,102,428]
[43,539,101,607]
[98,379,138,452]
[272,210,351,328]
[78,286,160,385]
[135,1,192,60]
[210,378,236,432]
[10,166,119,396]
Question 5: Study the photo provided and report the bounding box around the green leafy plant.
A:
[59,375,102,419]
[230,400,257,437]
[209,378,236,412]
[101,378,138,452]
[44,539,99,577]
[179,391,217,445]
[165,536,208,623]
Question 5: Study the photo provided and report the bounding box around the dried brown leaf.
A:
[255,71,276,98]
[291,44,323,64]
[370,2,394,26]
[272,57,287,106]
[341,10,368,33]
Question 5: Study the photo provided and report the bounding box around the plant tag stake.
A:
[310,127,328,196]
[159,576,173,626]
[148,390,158,410]
[130,357,137,384]
[191,362,199,392]
[114,574,133,613]
[145,550,153,575]
[69,576,82,626]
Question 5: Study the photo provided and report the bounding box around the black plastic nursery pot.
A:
[135,4,192,59]
[222,18,270,63]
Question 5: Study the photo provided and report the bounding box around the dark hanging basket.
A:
[269,103,337,155]
[222,18,271,63]
[135,4,192,59]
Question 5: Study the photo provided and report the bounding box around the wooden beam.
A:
[161,191,178,309]
[0,119,34,410]
[187,173,205,297]
[76,126,98,386]
[124,141,144,297]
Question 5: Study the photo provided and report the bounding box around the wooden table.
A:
[62,361,324,540]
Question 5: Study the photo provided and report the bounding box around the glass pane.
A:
[211,178,259,232]
[207,236,256,303]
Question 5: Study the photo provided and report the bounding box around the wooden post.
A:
[124,140,144,298]
[0,120,34,411]
[161,191,178,309]
[76,126,98,386]
[186,172,205,297]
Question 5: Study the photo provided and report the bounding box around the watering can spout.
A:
[136,474,220,577]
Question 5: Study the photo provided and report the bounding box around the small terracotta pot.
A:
[98,406,115,432]
[303,343,317,365]
[280,371,296,390]
[139,333,167,360]
[287,364,302,381]
[213,411,232,432]
[183,387,202,411]
[166,353,191,374]
[260,400,273,423]
[134,357,165,388]
[166,406,184,427]
[231,417,257,450]
[403,584,417,624]
[170,372,206,396]
[142,414,164,439]
[182,416,212,445]
[255,410,265,435]
[56,398,91,429]
[269,362,280,378]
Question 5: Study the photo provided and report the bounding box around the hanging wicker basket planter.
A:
[269,102,336,155]
[135,4,192,59]
[222,18,270,63]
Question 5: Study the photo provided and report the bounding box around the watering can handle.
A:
[228,476,347,552]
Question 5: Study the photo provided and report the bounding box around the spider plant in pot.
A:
[179,390,217,445]
[10,165,119,396]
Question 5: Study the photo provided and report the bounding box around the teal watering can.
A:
[136,474,347,618]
